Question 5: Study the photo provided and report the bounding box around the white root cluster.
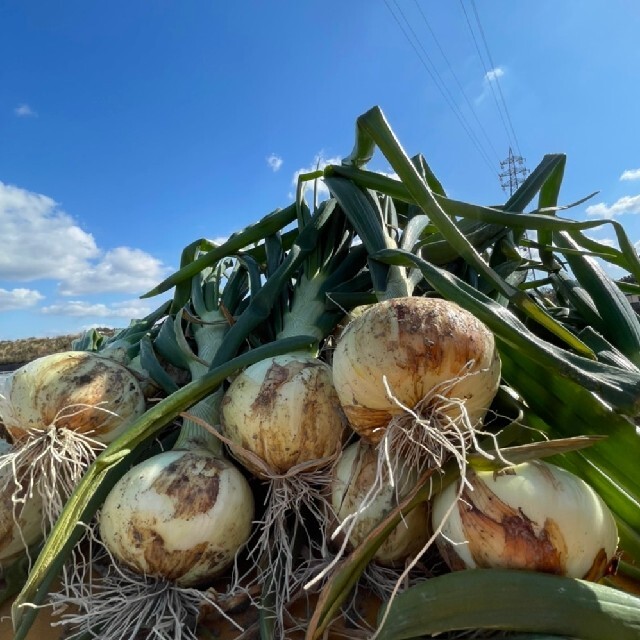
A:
[49,526,244,640]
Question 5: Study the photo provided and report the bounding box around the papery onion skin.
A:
[432,461,619,580]
[330,441,429,566]
[3,352,146,444]
[221,354,346,476]
[332,297,501,444]
[99,449,254,587]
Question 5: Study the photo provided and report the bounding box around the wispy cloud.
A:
[620,168,640,181]
[585,194,640,219]
[14,103,37,118]
[476,66,506,104]
[0,287,44,311]
[267,153,283,172]
[484,67,504,82]
[0,181,171,295]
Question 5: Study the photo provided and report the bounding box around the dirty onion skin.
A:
[221,354,345,475]
[220,353,347,632]
[432,461,619,580]
[330,440,429,567]
[99,449,254,586]
[332,297,501,446]
[0,351,146,538]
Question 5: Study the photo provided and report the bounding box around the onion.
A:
[99,448,254,587]
[0,351,147,544]
[221,352,347,632]
[2,351,146,444]
[330,441,429,566]
[332,297,501,445]
[221,353,346,476]
[431,460,619,580]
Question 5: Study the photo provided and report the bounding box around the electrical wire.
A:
[384,0,499,178]
[458,0,517,154]
[412,0,502,166]
[469,0,523,158]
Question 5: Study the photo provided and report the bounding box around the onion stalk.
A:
[432,460,619,580]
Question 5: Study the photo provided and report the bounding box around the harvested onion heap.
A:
[0,351,146,556]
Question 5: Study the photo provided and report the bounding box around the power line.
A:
[469,0,523,158]
[458,0,516,154]
[412,0,502,166]
[384,0,499,178]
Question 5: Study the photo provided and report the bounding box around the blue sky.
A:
[2,1,640,340]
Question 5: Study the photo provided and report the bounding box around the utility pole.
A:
[499,147,529,196]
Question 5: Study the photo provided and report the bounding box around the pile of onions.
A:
[431,460,619,580]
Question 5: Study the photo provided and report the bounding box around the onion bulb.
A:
[332,297,501,444]
[330,441,429,566]
[432,461,619,580]
[99,448,254,586]
[2,351,146,444]
[221,353,346,475]
[221,353,347,635]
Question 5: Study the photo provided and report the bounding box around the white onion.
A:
[330,441,429,566]
[332,297,501,444]
[221,353,346,475]
[99,448,254,587]
[432,460,619,580]
[2,351,146,444]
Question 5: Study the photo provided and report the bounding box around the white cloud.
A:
[0,287,44,311]
[484,67,504,82]
[292,152,342,201]
[267,154,283,172]
[41,298,159,319]
[620,169,640,181]
[585,194,640,219]
[58,247,169,296]
[14,103,37,117]
[0,181,170,294]
[476,66,507,104]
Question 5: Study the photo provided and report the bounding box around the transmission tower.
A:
[499,147,529,195]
